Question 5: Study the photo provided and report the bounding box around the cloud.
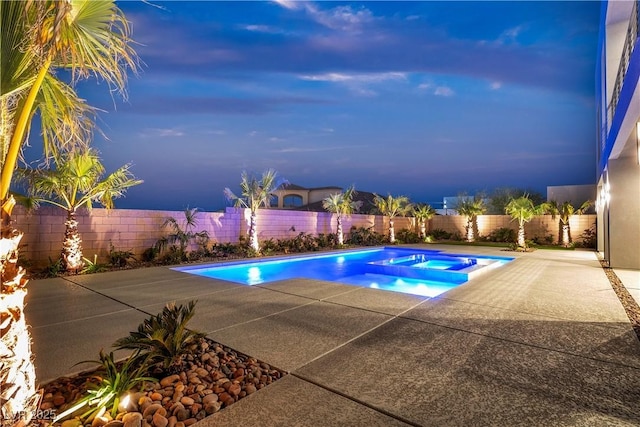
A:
[434,86,455,97]
[497,25,525,45]
[299,71,405,97]
[299,72,406,83]
[138,128,185,138]
[308,4,375,32]
[240,24,283,34]
[490,82,502,90]
[273,145,362,153]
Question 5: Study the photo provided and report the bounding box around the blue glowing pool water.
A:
[174,247,514,298]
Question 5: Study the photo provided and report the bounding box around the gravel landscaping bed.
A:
[599,259,640,340]
[36,338,286,427]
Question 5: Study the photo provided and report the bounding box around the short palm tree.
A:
[373,194,412,243]
[156,208,209,260]
[412,204,435,239]
[1,1,138,422]
[20,148,142,271]
[546,200,592,247]
[505,195,546,249]
[224,169,287,253]
[322,186,362,245]
[455,195,486,242]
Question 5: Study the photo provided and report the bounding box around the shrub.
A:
[108,244,136,268]
[41,257,64,278]
[81,255,108,274]
[396,229,422,244]
[428,229,452,241]
[486,227,516,243]
[316,233,339,248]
[576,226,597,249]
[113,301,206,373]
[346,226,387,246]
[141,246,158,262]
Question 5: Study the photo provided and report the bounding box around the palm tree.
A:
[20,148,142,271]
[412,203,435,239]
[224,169,287,253]
[505,195,546,249]
[1,1,137,422]
[322,186,362,245]
[546,200,592,247]
[373,194,412,243]
[156,208,210,260]
[455,195,486,242]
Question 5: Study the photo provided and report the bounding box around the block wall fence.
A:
[11,206,595,266]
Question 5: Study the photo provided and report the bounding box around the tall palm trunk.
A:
[336,216,343,246]
[419,221,426,239]
[389,219,395,243]
[249,211,259,252]
[561,223,571,248]
[1,202,39,426]
[465,217,474,242]
[62,210,83,272]
[517,223,526,248]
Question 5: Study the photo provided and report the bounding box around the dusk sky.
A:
[26,1,601,211]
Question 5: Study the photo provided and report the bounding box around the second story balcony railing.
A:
[607,0,640,131]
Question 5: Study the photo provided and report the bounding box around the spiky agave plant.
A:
[113,301,206,373]
[53,350,155,423]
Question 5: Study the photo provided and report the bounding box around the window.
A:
[283,194,303,208]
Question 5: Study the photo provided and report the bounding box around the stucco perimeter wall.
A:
[12,206,241,266]
[11,205,595,266]
[430,215,596,243]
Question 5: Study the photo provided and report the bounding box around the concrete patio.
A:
[25,245,640,426]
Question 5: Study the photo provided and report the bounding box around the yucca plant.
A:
[113,301,206,373]
[53,350,154,423]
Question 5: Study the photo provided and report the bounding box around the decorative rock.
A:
[190,403,202,416]
[40,401,54,410]
[160,375,180,388]
[122,412,143,427]
[150,392,163,402]
[245,384,257,395]
[104,421,124,427]
[152,412,169,427]
[180,396,194,406]
[53,394,66,406]
[182,418,197,426]
[138,397,153,414]
[175,409,190,422]
[195,368,208,378]
[143,403,164,418]
[92,415,110,427]
[61,419,83,427]
[175,423,185,427]
[202,394,218,405]
[167,416,177,427]
[204,402,221,415]
[228,383,241,397]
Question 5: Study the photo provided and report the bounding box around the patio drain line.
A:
[598,259,640,341]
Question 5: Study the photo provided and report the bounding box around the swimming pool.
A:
[174,247,514,297]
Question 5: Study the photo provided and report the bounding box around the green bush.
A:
[428,229,452,241]
[486,227,516,243]
[108,244,136,268]
[346,226,387,246]
[396,229,422,244]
